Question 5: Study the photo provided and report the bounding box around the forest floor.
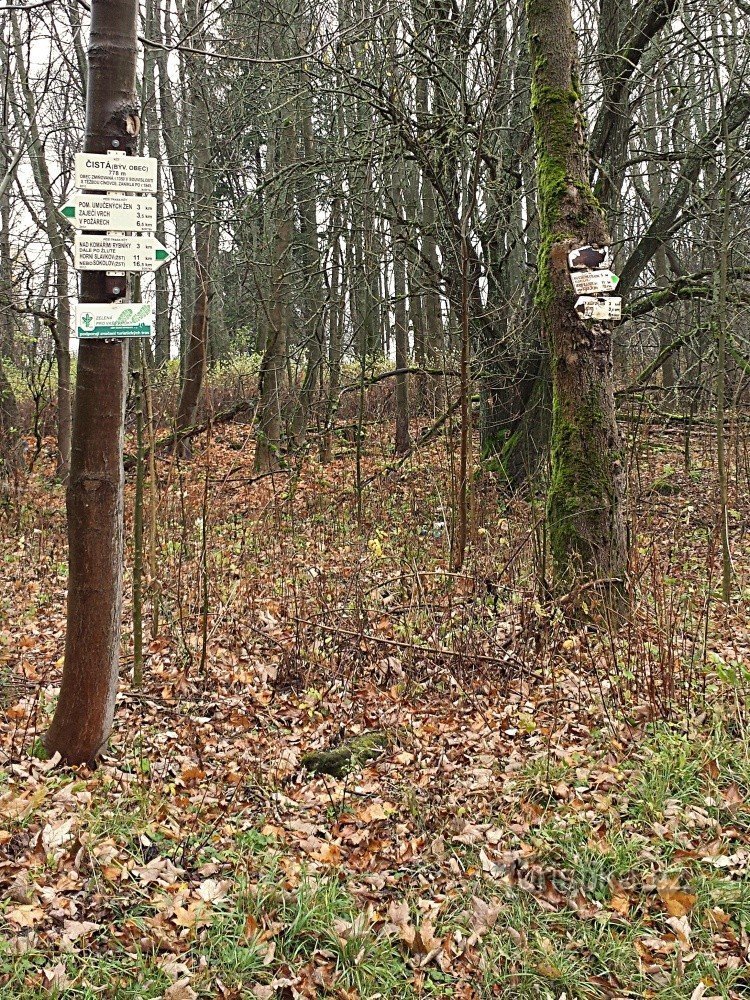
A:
[1,416,750,999]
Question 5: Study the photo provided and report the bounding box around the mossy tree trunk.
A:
[527,0,627,599]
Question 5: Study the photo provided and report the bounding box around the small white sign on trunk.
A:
[76,302,153,339]
[568,244,611,271]
[74,152,157,193]
[575,295,622,321]
[570,269,619,295]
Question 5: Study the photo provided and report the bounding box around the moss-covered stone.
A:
[301,731,388,779]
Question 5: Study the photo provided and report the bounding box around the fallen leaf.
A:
[468,896,501,942]
[196,878,232,904]
[658,882,697,917]
[163,979,197,1000]
[41,962,70,993]
[6,904,45,928]
[62,919,101,942]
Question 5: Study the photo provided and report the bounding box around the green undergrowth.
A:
[2,721,749,997]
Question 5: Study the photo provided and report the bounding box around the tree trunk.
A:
[255,100,294,472]
[290,96,325,447]
[175,4,213,457]
[155,0,194,361]
[527,0,627,600]
[322,197,343,462]
[143,0,170,366]
[45,0,138,764]
[392,161,410,454]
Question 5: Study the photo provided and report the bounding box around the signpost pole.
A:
[45,0,140,764]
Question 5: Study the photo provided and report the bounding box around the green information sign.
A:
[76,302,154,339]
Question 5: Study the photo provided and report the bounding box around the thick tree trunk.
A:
[45,0,138,764]
[527,0,627,600]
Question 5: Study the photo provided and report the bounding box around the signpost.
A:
[76,302,154,339]
[74,233,170,272]
[73,152,157,193]
[60,193,157,232]
[63,146,169,341]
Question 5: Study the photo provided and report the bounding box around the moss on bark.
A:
[526,0,627,603]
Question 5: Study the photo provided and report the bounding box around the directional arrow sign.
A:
[575,295,622,321]
[60,193,157,232]
[74,234,170,272]
[570,269,619,295]
[76,302,154,339]
[74,152,157,193]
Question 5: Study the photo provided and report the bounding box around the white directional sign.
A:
[575,295,622,321]
[74,152,157,193]
[76,302,154,339]
[568,244,611,271]
[570,269,619,295]
[74,234,170,272]
[60,193,157,232]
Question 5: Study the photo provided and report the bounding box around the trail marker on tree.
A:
[568,245,611,270]
[569,269,619,295]
[574,295,622,321]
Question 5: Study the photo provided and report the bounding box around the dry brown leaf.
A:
[658,882,697,917]
[722,783,744,810]
[384,899,415,947]
[41,962,70,993]
[62,919,101,942]
[412,918,441,955]
[6,873,33,904]
[163,979,197,1000]
[469,896,502,941]
[666,914,692,950]
[6,904,45,928]
[195,878,232,904]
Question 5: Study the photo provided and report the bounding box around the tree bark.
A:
[175,2,213,457]
[527,0,627,601]
[155,0,194,359]
[143,0,170,366]
[45,0,138,764]
[391,159,410,454]
[254,87,294,472]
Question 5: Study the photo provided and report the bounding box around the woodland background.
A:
[2,0,750,998]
